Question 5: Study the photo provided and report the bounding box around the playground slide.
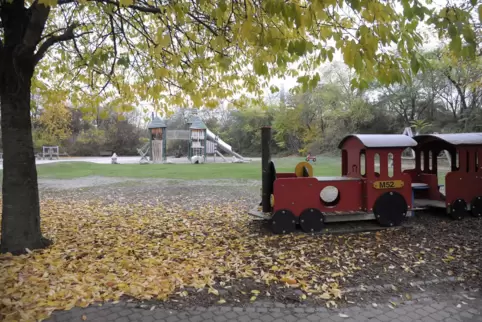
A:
[206,128,248,160]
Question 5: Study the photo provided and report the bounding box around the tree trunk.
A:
[0,5,50,254]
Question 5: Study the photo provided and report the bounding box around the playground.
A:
[1,171,480,322]
[0,128,481,322]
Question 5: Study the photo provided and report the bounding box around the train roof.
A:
[414,133,482,146]
[338,134,417,149]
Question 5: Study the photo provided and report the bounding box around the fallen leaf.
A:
[250,296,257,302]
[81,315,87,321]
[372,303,377,307]
[217,299,226,304]
[339,313,349,318]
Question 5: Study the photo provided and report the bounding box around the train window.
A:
[342,150,348,175]
[320,186,340,207]
[360,150,366,177]
[388,153,394,177]
[476,152,479,172]
[374,153,380,177]
[430,151,433,171]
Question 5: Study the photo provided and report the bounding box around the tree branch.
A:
[33,23,89,65]
[23,2,51,51]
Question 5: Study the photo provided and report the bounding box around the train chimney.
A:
[261,126,272,213]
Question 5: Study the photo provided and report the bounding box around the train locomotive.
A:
[249,127,482,234]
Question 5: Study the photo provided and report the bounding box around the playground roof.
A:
[338,134,418,149]
[190,119,207,129]
[147,117,166,129]
[414,133,482,146]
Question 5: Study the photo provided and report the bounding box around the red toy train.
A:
[250,127,482,234]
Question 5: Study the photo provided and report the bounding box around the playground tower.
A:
[147,116,167,163]
[188,118,207,162]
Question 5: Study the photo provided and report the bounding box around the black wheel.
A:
[471,196,482,218]
[271,209,296,234]
[373,191,408,227]
[299,208,325,233]
[449,199,467,220]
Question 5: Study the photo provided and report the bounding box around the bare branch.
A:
[33,23,90,65]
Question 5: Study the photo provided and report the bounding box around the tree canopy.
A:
[6,0,480,113]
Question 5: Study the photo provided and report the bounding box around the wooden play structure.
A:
[249,127,482,234]
[138,111,248,164]
[147,116,167,163]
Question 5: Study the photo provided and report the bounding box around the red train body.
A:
[251,127,482,234]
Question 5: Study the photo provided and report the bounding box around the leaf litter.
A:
[0,196,481,321]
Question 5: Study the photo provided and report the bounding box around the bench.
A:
[100,151,112,157]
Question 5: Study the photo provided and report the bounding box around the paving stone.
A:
[224,311,238,319]
[283,315,298,322]
[201,311,215,319]
[140,317,154,322]
[128,312,144,321]
[377,314,392,322]
[416,308,431,317]
[237,315,251,322]
[165,316,180,322]
[270,311,285,319]
[105,312,120,321]
[119,310,133,317]
[186,315,202,322]
[459,311,474,319]
[153,311,170,320]
[422,316,437,322]
[115,317,129,322]
[213,316,227,322]
[260,315,275,322]
[429,313,446,321]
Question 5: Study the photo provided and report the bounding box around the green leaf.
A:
[410,55,420,74]
[449,35,462,53]
[479,5,482,23]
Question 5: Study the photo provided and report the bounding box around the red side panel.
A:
[277,173,297,178]
[365,173,413,211]
[272,177,364,216]
[445,171,482,205]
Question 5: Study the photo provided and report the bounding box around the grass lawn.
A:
[34,156,342,180]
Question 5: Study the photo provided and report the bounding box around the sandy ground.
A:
[0,155,260,169]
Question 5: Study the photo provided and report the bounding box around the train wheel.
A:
[271,209,296,234]
[373,191,408,227]
[449,199,467,220]
[471,196,482,218]
[299,208,325,233]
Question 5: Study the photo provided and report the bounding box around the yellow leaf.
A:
[319,292,331,300]
[208,288,219,296]
[82,315,87,321]
[250,296,257,302]
[331,272,344,277]
[251,290,260,295]
[217,299,226,304]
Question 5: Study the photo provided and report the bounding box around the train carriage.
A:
[406,133,482,219]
